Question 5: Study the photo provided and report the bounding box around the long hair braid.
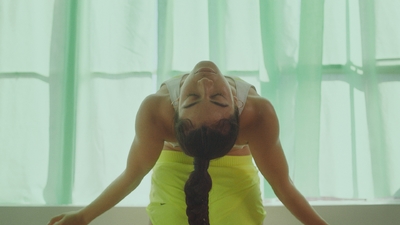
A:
[184,157,211,225]
[174,108,239,225]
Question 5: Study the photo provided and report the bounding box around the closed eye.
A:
[183,101,228,108]
[183,93,228,108]
[183,99,228,108]
[210,101,229,107]
[211,93,223,98]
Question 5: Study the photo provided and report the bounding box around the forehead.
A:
[179,106,232,126]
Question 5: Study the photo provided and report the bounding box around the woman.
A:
[48,61,328,225]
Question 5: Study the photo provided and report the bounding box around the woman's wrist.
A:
[77,208,92,224]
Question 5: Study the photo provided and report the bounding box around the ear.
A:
[233,96,244,108]
[171,98,180,109]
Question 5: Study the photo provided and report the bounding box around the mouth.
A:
[195,67,216,74]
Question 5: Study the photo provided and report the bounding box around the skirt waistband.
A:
[158,150,253,167]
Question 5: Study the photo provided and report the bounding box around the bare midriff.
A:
[162,141,251,156]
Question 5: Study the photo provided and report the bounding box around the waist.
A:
[157,150,254,167]
[163,141,251,156]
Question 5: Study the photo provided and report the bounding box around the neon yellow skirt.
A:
[146,150,266,225]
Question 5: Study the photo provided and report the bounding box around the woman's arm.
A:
[48,95,165,225]
[245,98,328,225]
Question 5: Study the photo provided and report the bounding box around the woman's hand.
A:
[47,211,87,225]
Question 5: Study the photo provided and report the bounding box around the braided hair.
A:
[174,108,239,225]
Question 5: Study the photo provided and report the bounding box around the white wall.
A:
[1,204,400,225]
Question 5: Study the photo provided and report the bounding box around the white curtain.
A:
[0,0,399,206]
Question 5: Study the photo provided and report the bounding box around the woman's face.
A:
[178,61,235,127]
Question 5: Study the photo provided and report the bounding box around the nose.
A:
[198,78,213,96]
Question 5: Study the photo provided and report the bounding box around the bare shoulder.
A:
[239,96,279,143]
[138,94,167,116]
[135,93,175,139]
[241,96,277,127]
[126,93,174,177]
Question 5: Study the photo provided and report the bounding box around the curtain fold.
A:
[43,0,79,205]
[359,0,390,198]
[0,0,55,205]
[292,0,325,197]
[0,0,399,206]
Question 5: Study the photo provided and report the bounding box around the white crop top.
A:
[162,75,254,115]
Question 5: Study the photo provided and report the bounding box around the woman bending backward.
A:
[48,61,328,225]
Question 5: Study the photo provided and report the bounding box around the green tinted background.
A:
[0,0,399,206]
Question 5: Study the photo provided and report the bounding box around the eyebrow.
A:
[183,101,229,109]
